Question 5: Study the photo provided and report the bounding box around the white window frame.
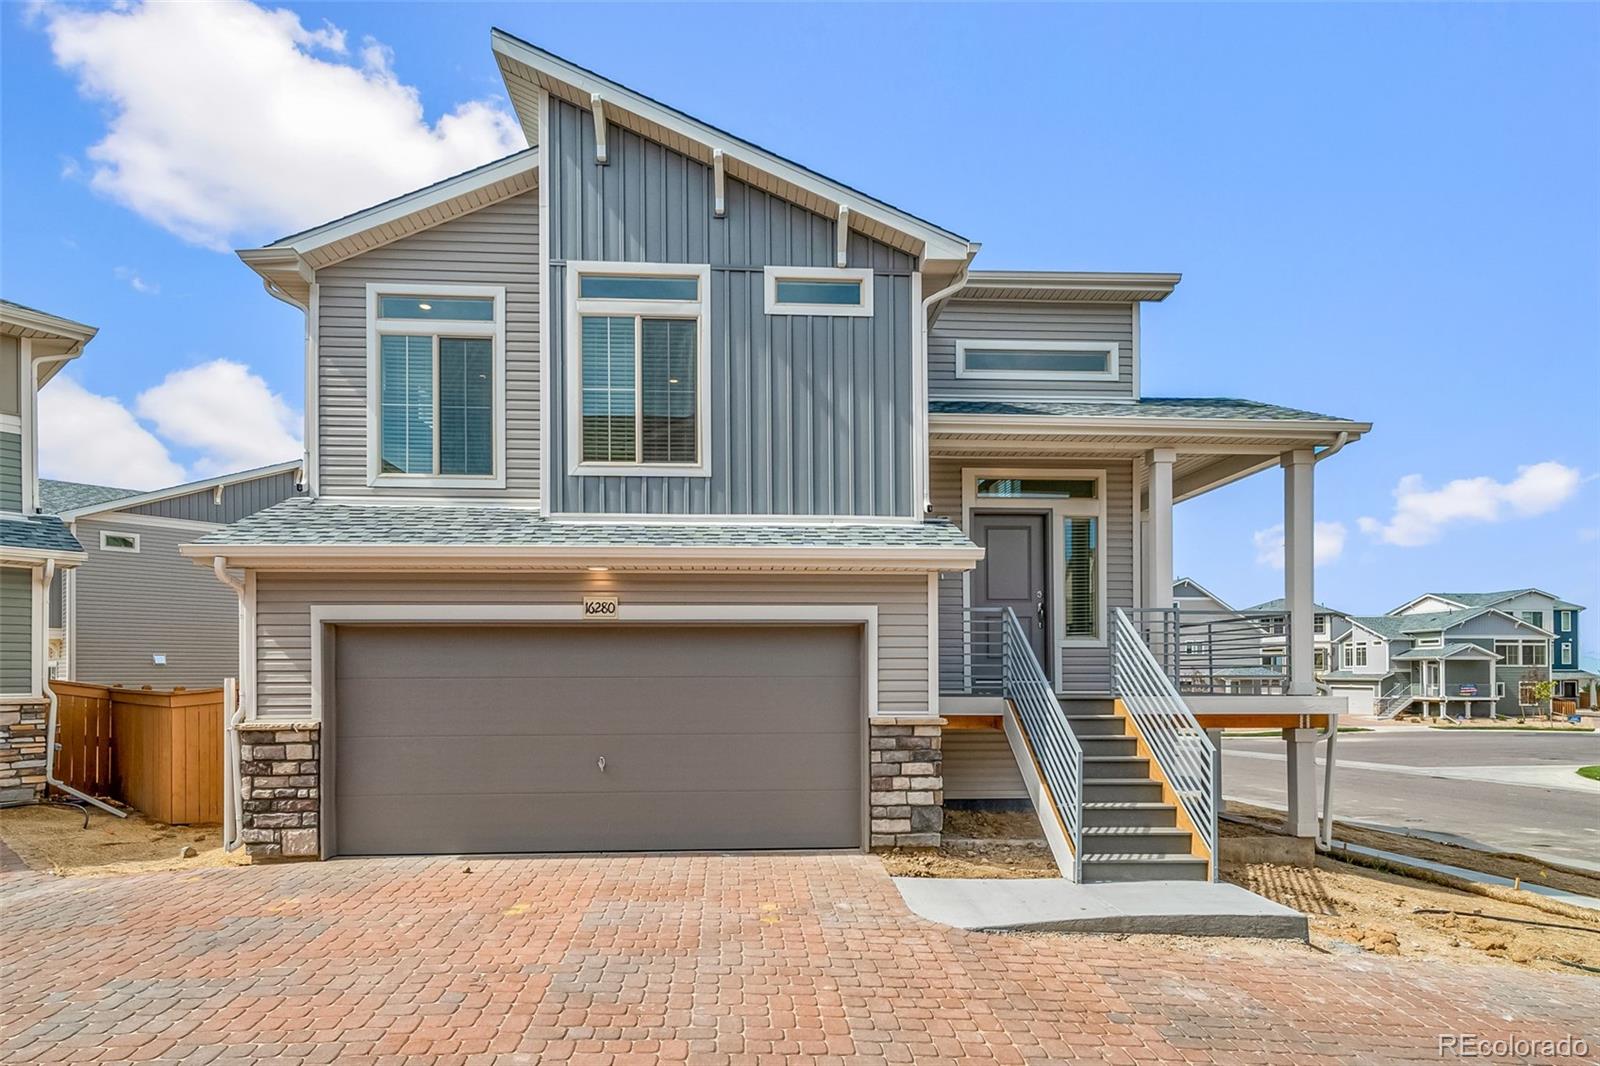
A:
[1560,643,1572,666]
[762,266,874,317]
[1353,644,1368,668]
[365,282,507,490]
[98,530,140,553]
[566,261,712,478]
[1414,634,1442,648]
[1495,681,1506,699]
[955,338,1120,383]
[1556,609,1573,631]
[1313,614,1328,636]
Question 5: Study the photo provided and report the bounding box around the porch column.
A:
[1145,449,1176,611]
[1282,449,1316,695]
[1283,727,1319,837]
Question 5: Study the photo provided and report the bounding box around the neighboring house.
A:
[1392,589,1587,701]
[40,462,303,689]
[1244,597,1352,679]
[180,31,1369,871]
[1333,608,1554,718]
[0,300,94,804]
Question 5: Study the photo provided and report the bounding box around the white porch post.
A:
[1283,727,1319,837]
[1282,449,1316,696]
[1146,449,1175,611]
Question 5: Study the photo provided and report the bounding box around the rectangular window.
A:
[1494,641,1515,663]
[369,286,502,486]
[99,531,140,553]
[976,478,1097,499]
[1557,610,1573,631]
[1528,642,1547,666]
[763,266,873,317]
[580,275,699,301]
[1062,517,1098,638]
[1415,635,1441,648]
[1343,644,1353,668]
[1522,611,1544,629]
[1560,643,1573,666]
[956,339,1119,382]
[1354,644,1368,667]
[1313,615,1329,636]
[1495,681,1506,699]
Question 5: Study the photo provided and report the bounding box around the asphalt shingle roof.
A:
[1391,643,1500,662]
[1426,589,1584,611]
[1244,597,1346,615]
[37,479,142,515]
[1347,609,1498,640]
[929,397,1359,422]
[1,514,85,555]
[192,498,978,551]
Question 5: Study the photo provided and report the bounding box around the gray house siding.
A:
[545,97,916,516]
[0,431,20,513]
[128,469,302,523]
[0,566,31,694]
[315,191,540,499]
[0,335,19,416]
[252,571,930,719]
[931,456,1135,693]
[928,300,1136,401]
[69,517,238,689]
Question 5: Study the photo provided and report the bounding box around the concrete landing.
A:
[893,877,1309,940]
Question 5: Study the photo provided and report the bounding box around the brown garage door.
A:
[330,624,863,856]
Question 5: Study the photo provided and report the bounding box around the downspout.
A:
[212,557,248,851]
[1313,430,1351,464]
[41,559,125,818]
[918,247,980,513]
[1316,716,1338,849]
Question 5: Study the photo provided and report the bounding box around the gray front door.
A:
[971,511,1051,669]
[330,624,862,856]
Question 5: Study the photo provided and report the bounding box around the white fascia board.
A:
[0,303,99,350]
[0,544,87,566]
[490,31,972,263]
[57,460,303,522]
[1387,593,1470,615]
[177,542,985,571]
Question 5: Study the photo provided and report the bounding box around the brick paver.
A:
[2,854,1594,1064]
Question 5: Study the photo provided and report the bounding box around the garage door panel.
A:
[337,730,862,797]
[336,675,862,737]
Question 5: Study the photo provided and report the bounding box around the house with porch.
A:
[172,31,1368,878]
[1392,589,1588,705]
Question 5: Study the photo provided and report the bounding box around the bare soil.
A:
[0,804,245,877]
[878,809,1059,879]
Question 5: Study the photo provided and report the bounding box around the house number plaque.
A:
[583,595,620,619]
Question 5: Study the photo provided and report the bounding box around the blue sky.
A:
[3,2,1596,650]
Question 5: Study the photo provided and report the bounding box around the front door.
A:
[971,511,1051,670]
[1424,660,1441,697]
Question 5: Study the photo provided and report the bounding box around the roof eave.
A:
[958,271,1183,302]
[930,411,1373,440]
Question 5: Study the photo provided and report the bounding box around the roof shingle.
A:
[1,515,86,555]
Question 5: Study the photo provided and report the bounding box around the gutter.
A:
[40,559,125,819]
[919,249,980,513]
[210,559,248,851]
[178,543,987,571]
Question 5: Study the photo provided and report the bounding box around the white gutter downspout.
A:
[918,247,980,513]
[41,559,125,818]
[1314,430,1351,464]
[212,557,248,851]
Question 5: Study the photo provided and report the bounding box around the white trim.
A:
[929,411,1371,439]
[761,266,874,317]
[81,512,223,533]
[1561,643,1573,666]
[19,338,35,517]
[54,460,303,521]
[306,281,320,497]
[304,602,883,726]
[911,270,926,514]
[537,94,552,512]
[954,338,1119,383]
[930,391,1140,405]
[98,530,141,554]
[1130,301,1142,400]
[364,282,508,490]
[926,571,940,717]
[0,538,86,566]
[564,261,713,478]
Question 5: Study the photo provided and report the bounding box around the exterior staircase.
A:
[1061,697,1210,882]
[1374,683,1419,720]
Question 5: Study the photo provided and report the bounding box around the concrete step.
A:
[1079,853,1211,883]
[1064,714,1127,737]
[1081,826,1194,856]
[1082,779,1165,803]
[1082,755,1151,780]
[1075,735,1138,758]
[1082,801,1178,829]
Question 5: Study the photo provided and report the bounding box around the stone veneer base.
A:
[0,699,48,806]
[237,721,321,862]
[867,719,944,848]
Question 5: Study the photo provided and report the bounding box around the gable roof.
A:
[1342,607,1553,642]
[1172,577,1234,611]
[1246,597,1346,616]
[1,300,98,383]
[1391,588,1584,613]
[50,460,302,521]
[489,29,975,266]
[38,480,142,515]
[1391,643,1501,662]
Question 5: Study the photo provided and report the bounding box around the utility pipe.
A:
[40,559,124,818]
[211,557,248,850]
[917,247,980,513]
[1317,716,1338,849]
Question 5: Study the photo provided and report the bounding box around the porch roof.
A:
[0,514,86,561]
[929,397,1356,422]
[1392,643,1501,662]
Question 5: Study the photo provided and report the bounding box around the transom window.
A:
[100,531,140,553]
[367,285,504,487]
[956,339,1119,382]
[977,478,1097,499]
[763,266,873,317]
[568,263,711,476]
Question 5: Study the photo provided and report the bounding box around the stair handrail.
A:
[1375,681,1419,720]
[989,607,1084,879]
[1109,607,1219,879]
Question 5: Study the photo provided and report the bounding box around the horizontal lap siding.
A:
[252,572,929,718]
[315,192,540,499]
[547,97,915,516]
[72,517,238,689]
[929,300,1136,400]
[0,566,31,694]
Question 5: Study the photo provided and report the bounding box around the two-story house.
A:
[0,300,94,804]
[1392,589,1588,704]
[181,32,1369,876]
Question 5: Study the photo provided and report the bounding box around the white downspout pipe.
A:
[917,248,980,513]
[1317,716,1338,849]
[212,557,248,850]
[40,559,125,818]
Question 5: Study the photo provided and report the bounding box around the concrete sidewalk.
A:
[894,877,1309,939]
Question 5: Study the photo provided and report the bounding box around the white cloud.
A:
[37,377,187,489]
[134,360,301,476]
[113,266,159,294]
[1357,462,1582,547]
[41,0,525,250]
[1253,521,1347,570]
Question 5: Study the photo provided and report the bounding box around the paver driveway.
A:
[3,854,1595,1064]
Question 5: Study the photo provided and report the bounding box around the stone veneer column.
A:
[868,720,944,848]
[0,699,48,805]
[237,722,320,860]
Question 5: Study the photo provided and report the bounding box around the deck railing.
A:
[1110,608,1219,879]
[1122,607,1294,695]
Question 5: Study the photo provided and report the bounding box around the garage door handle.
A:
[597,756,606,773]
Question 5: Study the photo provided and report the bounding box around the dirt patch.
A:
[879,808,1059,879]
[0,804,245,877]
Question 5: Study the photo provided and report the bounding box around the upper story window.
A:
[1494,640,1547,667]
[99,531,140,553]
[1556,609,1573,631]
[763,267,874,317]
[1414,634,1442,648]
[567,262,711,477]
[956,339,1119,382]
[1521,610,1545,629]
[366,284,505,488]
[1313,615,1329,636]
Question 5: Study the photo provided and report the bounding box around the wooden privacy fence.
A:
[50,681,225,825]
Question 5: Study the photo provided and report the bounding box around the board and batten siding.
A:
[314,190,540,499]
[251,572,930,719]
[546,97,916,516]
[929,300,1137,401]
[69,517,239,689]
[127,470,302,523]
[931,456,1135,694]
[0,566,32,694]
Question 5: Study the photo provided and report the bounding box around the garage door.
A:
[1330,683,1376,715]
[331,624,863,856]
